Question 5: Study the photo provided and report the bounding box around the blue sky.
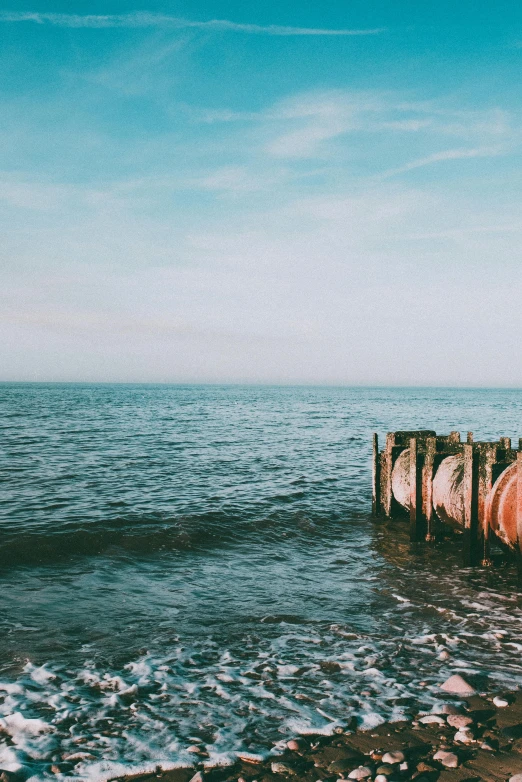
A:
[1,1,522,383]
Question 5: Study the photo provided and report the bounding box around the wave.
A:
[0,508,367,568]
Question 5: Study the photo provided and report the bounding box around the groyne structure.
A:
[372,430,522,566]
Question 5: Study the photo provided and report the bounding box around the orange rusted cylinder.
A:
[486,462,518,549]
[432,454,465,528]
[391,448,411,510]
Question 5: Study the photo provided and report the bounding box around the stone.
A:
[433,750,459,768]
[509,776,522,782]
[348,768,372,780]
[375,777,388,782]
[440,674,476,696]
[381,750,405,764]
[434,703,461,715]
[419,715,445,725]
[375,765,394,775]
[416,762,436,772]
[502,724,522,740]
[446,714,473,729]
[286,740,302,752]
[454,729,474,743]
[328,760,359,774]
[270,763,296,776]
[189,774,204,782]
[399,761,408,771]
[494,695,510,708]
[238,754,264,764]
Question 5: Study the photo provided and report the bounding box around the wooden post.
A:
[449,431,461,443]
[462,443,475,566]
[409,438,421,541]
[372,433,380,516]
[382,433,396,517]
[423,436,437,541]
[478,445,496,566]
[467,432,474,444]
[500,436,511,450]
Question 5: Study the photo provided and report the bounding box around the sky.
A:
[1,1,522,385]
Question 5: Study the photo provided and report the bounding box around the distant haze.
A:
[1,0,521,385]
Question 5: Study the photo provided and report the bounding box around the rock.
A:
[454,729,474,743]
[502,724,522,740]
[416,762,436,772]
[187,746,203,754]
[419,715,445,725]
[238,753,264,764]
[382,750,405,764]
[375,765,394,775]
[328,759,359,774]
[348,768,372,780]
[438,650,450,661]
[433,750,459,768]
[189,774,204,782]
[446,714,473,729]
[494,695,510,707]
[50,769,61,775]
[435,703,461,715]
[481,742,495,750]
[319,661,342,673]
[270,762,296,775]
[286,740,302,752]
[399,761,408,771]
[375,776,388,782]
[509,776,522,782]
[440,674,476,696]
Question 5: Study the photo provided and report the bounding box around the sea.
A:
[2,383,522,781]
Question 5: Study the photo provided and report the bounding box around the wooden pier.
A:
[372,430,522,566]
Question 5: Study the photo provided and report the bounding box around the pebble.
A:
[419,715,445,725]
[375,776,388,782]
[509,776,522,782]
[399,761,408,771]
[447,714,473,729]
[440,674,476,696]
[437,704,461,715]
[494,695,510,708]
[382,750,405,764]
[189,773,204,782]
[237,754,264,764]
[271,762,296,775]
[286,740,301,751]
[438,650,450,661]
[433,750,459,768]
[348,768,372,780]
[375,764,394,775]
[454,729,474,744]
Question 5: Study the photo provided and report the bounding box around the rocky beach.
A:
[115,679,522,782]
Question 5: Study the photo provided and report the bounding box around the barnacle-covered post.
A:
[372,433,380,517]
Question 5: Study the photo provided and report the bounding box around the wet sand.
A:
[115,689,522,782]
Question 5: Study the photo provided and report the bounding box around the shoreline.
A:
[114,683,522,782]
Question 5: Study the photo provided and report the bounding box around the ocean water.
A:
[2,384,522,781]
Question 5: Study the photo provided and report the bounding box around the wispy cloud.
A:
[380,145,504,178]
[0,11,385,36]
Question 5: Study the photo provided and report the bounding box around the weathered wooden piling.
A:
[373,429,522,567]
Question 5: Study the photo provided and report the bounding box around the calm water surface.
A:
[2,384,522,780]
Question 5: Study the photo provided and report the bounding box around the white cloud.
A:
[0,11,385,36]
[380,145,503,177]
